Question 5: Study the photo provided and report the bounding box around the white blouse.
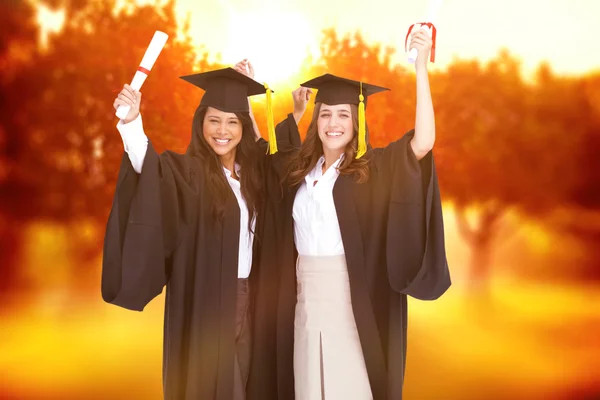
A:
[293,155,345,256]
[116,115,254,278]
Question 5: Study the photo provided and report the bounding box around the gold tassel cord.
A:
[356,82,367,159]
[265,83,277,155]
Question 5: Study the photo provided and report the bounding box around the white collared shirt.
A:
[116,114,254,278]
[292,155,345,256]
[223,163,255,278]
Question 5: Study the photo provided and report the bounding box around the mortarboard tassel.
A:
[356,82,367,159]
[265,83,278,155]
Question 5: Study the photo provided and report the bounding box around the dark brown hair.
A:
[188,106,263,231]
[285,102,370,188]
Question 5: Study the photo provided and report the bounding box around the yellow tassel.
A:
[356,82,367,159]
[264,83,277,155]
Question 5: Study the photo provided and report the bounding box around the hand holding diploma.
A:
[115,30,168,120]
[406,26,434,70]
[113,84,141,124]
[405,0,441,64]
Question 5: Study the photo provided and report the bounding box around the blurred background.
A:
[1,0,599,399]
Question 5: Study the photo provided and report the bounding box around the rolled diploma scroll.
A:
[115,30,169,120]
[407,25,431,64]
[408,0,442,64]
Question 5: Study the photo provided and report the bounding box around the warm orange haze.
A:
[1,0,599,398]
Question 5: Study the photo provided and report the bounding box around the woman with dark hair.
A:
[271,27,452,399]
[101,64,302,400]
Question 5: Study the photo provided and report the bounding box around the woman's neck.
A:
[220,151,238,180]
[322,147,344,174]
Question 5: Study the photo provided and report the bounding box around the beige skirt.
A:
[294,254,373,400]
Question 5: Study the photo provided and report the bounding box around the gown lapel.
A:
[333,175,388,399]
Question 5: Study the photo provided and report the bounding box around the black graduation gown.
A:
[246,114,303,399]
[100,123,298,399]
[270,117,452,400]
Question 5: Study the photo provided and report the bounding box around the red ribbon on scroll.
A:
[405,22,437,63]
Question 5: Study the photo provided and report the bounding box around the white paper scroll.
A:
[407,0,443,64]
[115,30,169,120]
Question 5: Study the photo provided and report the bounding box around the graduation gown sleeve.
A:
[255,113,301,183]
[372,130,451,300]
[101,143,194,311]
[256,113,301,155]
[246,113,302,399]
[274,113,302,150]
[271,113,301,176]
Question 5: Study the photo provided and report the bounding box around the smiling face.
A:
[317,103,355,155]
[202,106,243,159]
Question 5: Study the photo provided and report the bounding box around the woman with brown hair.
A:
[271,27,451,399]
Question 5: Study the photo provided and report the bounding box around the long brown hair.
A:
[285,102,370,187]
[187,106,263,231]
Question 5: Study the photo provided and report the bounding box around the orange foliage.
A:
[0,2,599,399]
[1,0,599,292]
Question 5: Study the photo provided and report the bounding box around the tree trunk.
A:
[467,228,494,294]
[455,203,504,297]
[0,216,26,310]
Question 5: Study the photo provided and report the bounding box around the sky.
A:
[173,0,600,83]
[37,0,600,84]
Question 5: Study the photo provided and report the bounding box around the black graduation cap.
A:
[180,67,269,113]
[179,67,278,153]
[300,73,389,107]
[300,73,390,158]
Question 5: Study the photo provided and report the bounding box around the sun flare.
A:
[35,3,66,48]
[219,9,315,86]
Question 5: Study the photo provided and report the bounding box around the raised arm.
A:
[103,84,193,311]
[233,59,263,141]
[114,84,147,172]
[407,27,435,160]
[292,86,312,125]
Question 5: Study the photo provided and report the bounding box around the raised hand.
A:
[113,84,141,124]
[292,86,313,124]
[408,26,433,70]
[233,59,255,79]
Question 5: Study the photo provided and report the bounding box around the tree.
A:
[434,52,595,290]
[0,0,220,295]
[0,0,38,70]
[574,71,600,209]
[544,70,600,278]
[0,0,40,298]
